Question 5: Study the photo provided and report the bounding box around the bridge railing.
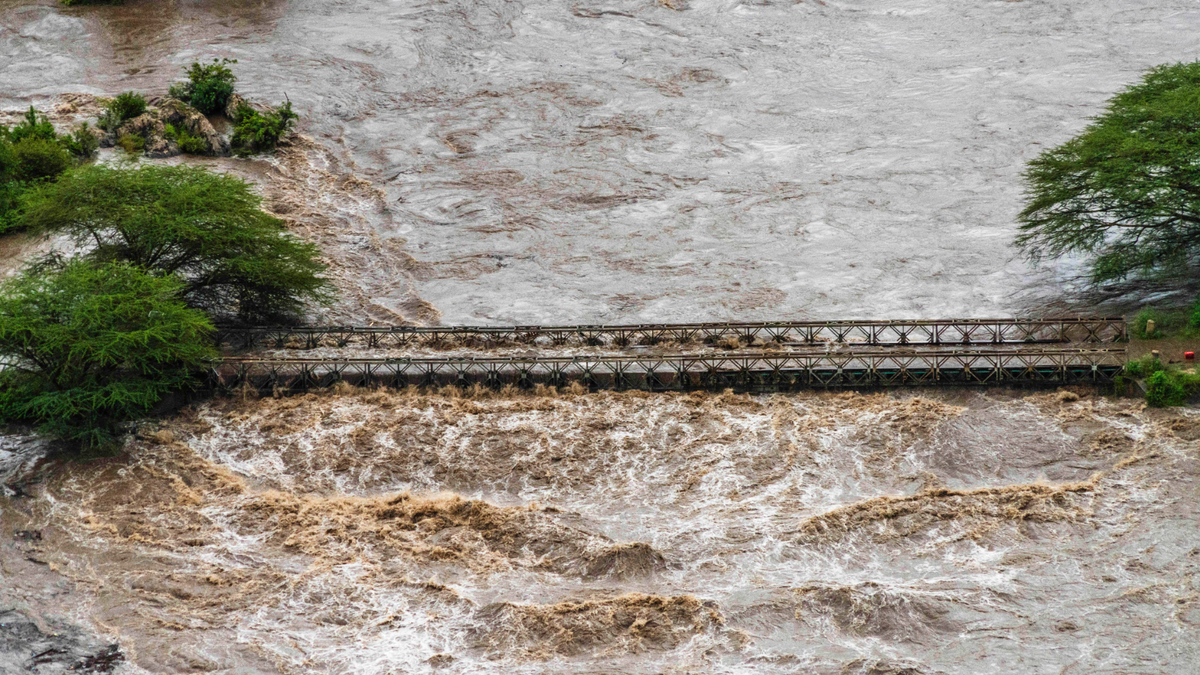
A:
[216,317,1128,351]
[210,346,1127,394]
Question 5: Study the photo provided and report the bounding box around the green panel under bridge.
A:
[215,317,1127,352]
[209,346,1127,395]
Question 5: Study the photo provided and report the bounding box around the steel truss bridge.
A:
[216,317,1127,351]
[210,346,1127,395]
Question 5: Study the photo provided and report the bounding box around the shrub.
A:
[0,181,26,235]
[60,0,124,5]
[0,260,215,451]
[117,133,145,155]
[0,140,25,234]
[163,123,209,155]
[12,138,72,182]
[172,59,238,115]
[1123,353,1199,406]
[20,164,332,323]
[1131,308,1166,339]
[1145,371,1189,407]
[62,122,99,159]
[231,101,297,156]
[97,92,147,132]
[1129,303,1200,340]
[0,139,15,182]
[5,107,58,145]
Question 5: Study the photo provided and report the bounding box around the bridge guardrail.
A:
[216,317,1128,351]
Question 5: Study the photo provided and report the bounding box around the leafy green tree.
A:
[21,164,332,323]
[0,260,215,451]
[1016,62,1200,282]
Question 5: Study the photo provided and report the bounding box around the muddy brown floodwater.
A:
[3,0,1200,673]
[2,387,1200,673]
[5,0,1200,322]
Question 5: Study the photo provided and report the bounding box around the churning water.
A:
[2,1,1200,673]
[3,387,1200,673]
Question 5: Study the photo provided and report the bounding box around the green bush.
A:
[97,92,147,132]
[163,123,209,155]
[5,107,58,145]
[172,59,238,115]
[1131,308,1166,339]
[20,164,332,323]
[12,138,72,182]
[0,140,27,234]
[1123,353,1199,407]
[1130,303,1200,340]
[231,101,297,156]
[117,133,145,155]
[63,122,99,159]
[0,139,16,182]
[1123,353,1162,379]
[1145,371,1189,407]
[0,181,26,235]
[0,259,215,451]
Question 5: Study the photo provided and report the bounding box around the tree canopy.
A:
[21,164,331,323]
[0,260,215,451]
[1016,61,1200,282]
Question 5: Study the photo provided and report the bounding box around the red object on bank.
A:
[1186,351,1195,361]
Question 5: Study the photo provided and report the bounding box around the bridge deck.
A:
[211,346,1127,394]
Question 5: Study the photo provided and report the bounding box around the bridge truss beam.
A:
[210,347,1127,395]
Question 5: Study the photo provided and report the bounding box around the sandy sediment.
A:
[794,478,1100,544]
[237,488,620,575]
[473,593,721,658]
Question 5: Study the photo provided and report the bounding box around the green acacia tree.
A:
[1016,62,1200,282]
[0,260,215,451]
[21,164,331,324]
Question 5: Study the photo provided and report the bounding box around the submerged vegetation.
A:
[231,100,298,156]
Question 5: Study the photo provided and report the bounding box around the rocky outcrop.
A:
[99,98,229,158]
[113,113,172,157]
[154,97,230,156]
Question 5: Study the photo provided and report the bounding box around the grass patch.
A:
[1130,298,1200,340]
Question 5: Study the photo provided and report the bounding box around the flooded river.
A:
[4,0,1200,322]
[2,0,1200,673]
[3,387,1200,673]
